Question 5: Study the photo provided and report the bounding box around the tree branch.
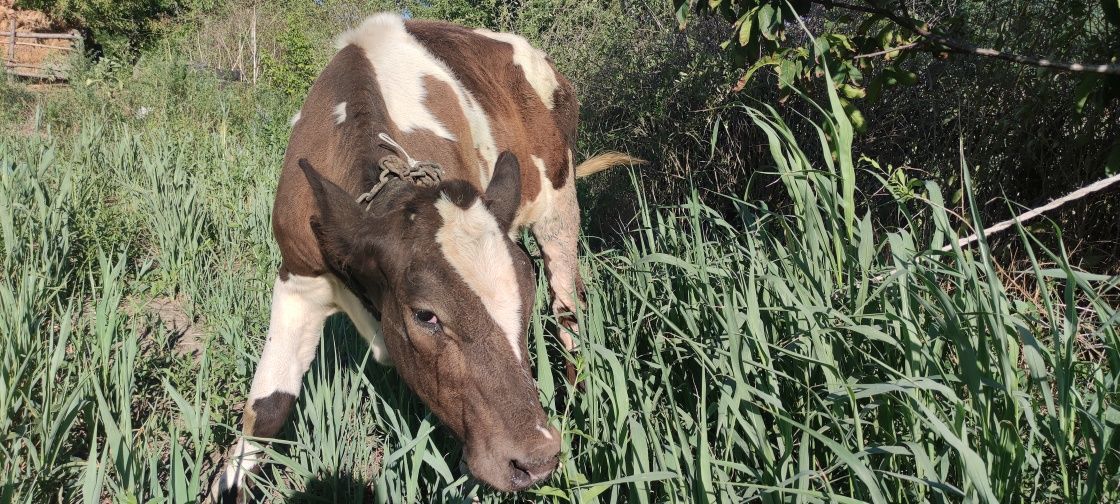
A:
[814,0,880,15]
[814,0,1120,75]
[853,41,919,59]
[944,171,1120,251]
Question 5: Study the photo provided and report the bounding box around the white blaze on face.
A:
[289,111,302,126]
[473,28,560,110]
[336,13,500,176]
[333,102,347,124]
[434,194,523,363]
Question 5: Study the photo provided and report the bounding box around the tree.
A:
[15,0,192,56]
[675,0,1120,132]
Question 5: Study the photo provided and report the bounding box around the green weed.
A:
[0,56,1116,504]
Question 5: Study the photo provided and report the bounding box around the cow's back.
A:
[273,13,578,278]
[405,20,579,199]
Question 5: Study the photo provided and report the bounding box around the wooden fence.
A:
[3,20,81,80]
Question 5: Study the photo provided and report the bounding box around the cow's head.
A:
[299,152,559,492]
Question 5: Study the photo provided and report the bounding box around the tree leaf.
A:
[737,9,757,47]
[758,4,779,40]
[1074,75,1101,113]
[675,0,690,30]
[778,58,801,89]
[842,84,866,99]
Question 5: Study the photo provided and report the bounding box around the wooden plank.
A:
[4,62,67,79]
[6,21,15,65]
[14,41,77,51]
[5,61,61,70]
[5,67,58,79]
[4,63,59,71]
[0,31,82,40]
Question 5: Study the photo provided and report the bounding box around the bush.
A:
[16,0,181,56]
[262,24,318,99]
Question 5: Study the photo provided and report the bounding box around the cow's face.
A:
[300,153,560,492]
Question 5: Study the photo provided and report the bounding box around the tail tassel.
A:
[574,152,645,178]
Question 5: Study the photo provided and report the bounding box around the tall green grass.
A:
[1,72,1117,503]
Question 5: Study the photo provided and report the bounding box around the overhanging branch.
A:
[814,0,1120,75]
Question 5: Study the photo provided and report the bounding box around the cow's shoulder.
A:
[405,20,573,115]
[406,20,578,202]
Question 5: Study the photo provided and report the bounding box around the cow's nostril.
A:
[509,459,533,490]
[509,453,559,488]
[510,458,530,475]
[507,434,561,490]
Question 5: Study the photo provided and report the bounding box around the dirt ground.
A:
[0,0,53,31]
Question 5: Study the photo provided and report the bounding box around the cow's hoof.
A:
[203,482,233,504]
[204,483,241,504]
[204,467,245,504]
[202,488,230,504]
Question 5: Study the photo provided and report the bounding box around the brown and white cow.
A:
[211,13,634,500]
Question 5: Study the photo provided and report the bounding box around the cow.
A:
[210,13,636,500]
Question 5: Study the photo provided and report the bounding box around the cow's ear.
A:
[484,151,521,230]
[300,159,374,272]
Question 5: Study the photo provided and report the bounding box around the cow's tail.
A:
[574,152,645,179]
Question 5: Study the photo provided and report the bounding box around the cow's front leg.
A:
[532,175,586,388]
[208,273,336,502]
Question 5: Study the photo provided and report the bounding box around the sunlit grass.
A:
[0,77,1117,504]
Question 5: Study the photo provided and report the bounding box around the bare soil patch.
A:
[148,295,206,359]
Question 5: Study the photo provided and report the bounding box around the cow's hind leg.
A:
[209,273,336,502]
[532,168,586,387]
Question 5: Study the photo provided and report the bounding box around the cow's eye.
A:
[413,309,440,329]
